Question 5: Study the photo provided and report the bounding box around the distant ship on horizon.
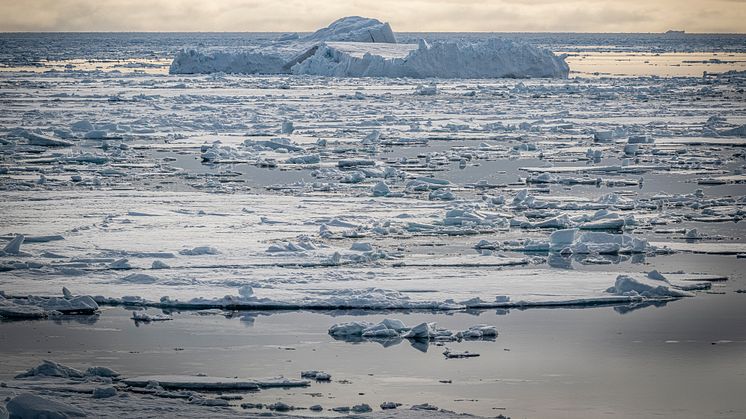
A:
[664,29,686,35]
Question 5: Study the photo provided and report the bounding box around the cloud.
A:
[0,0,744,33]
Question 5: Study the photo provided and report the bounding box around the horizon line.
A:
[1,30,745,35]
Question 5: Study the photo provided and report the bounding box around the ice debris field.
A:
[1,16,746,419]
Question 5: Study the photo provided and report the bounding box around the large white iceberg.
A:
[170,16,395,75]
[295,39,569,78]
[170,16,569,78]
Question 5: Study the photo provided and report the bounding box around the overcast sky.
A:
[1,0,745,33]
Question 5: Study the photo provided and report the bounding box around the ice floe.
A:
[329,319,497,344]
[5,394,87,418]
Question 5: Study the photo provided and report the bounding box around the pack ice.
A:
[170,16,569,78]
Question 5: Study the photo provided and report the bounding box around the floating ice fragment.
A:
[414,84,438,95]
[121,273,158,284]
[15,360,86,379]
[443,349,480,359]
[92,386,117,398]
[2,235,24,255]
[301,371,331,381]
[350,242,373,252]
[109,258,132,270]
[719,124,746,137]
[71,120,94,132]
[20,131,74,147]
[238,285,254,298]
[131,311,173,322]
[6,394,86,418]
[84,129,108,140]
[647,270,667,281]
[685,229,701,239]
[371,180,390,197]
[402,322,436,339]
[285,154,320,164]
[352,404,373,413]
[328,321,374,336]
[151,260,170,269]
[179,246,219,256]
[550,229,575,248]
[281,120,294,134]
[86,366,120,378]
[607,274,694,298]
[429,188,456,201]
[124,375,308,390]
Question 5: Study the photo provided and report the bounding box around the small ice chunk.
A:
[402,322,436,339]
[372,180,390,197]
[281,121,294,134]
[70,120,93,131]
[363,130,381,144]
[3,235,24,255]
[414,84,438,95]
[550,229,575,248]
[429,188,456,201]
[628,135,654,144]
[443,349,480,358]
[24,132,74,147]
[647,270,667,281]
[381,318,407,331]
[84,129,108,139]
[267,402,292,411]
[594,130,613,142]
[110,258,132,270]
[352,404,373,413]
[328,321,374,336]
[607,274,694,298]
[92,386,117,398]
[121,273,158,284]
[350,242,373,252]
[461,324,498,338]
[285,154,320,164]
[132,311,173,322]
[6,394,86,418]
[151,260,170,269]
[361,323,400,338]
[238,285,254,298]
[301,371,331,381]
[685,229,701,239]
[15,360,85,379]
[179,246,219,255]
[86,366,120,378]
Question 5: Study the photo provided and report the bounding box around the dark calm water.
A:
[1,253,744,418]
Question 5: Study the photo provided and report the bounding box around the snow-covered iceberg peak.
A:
[304,16,396,43]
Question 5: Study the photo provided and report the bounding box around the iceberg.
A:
[170,16,394,75]
[295,39,569,78]
[170,16,568,79]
